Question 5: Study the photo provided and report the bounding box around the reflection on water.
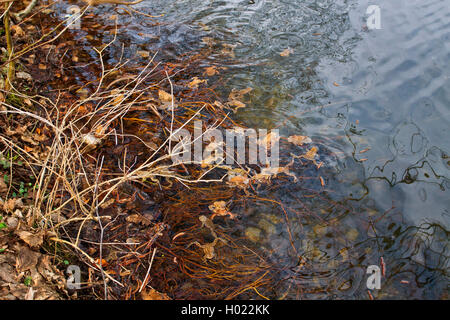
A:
[58,0,448,298]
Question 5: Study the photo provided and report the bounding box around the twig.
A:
[3,2,14,91]
[13,0,37,21]
[139,247,157,293]
[93,155,108,300]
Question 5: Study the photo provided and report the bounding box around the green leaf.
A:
[24,276,32,286]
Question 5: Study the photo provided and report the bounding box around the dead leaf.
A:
[201,37,214,47]
[137,50,150,58]
[227,87,252,112]
[95,258,108,268]
[208,201,236,220]
[204,66,219,76]
[228,87,252,101]
[141,288,171,300]
[227,99,246,112]
[280,48,294,57]
[16,231,44,248]
[259,131,279,148]
[221,43,236,58]
[0,178,7,193]
[227,174,250,188]
[21,134,39,145]
[16,72,33,81]
[11,25,25,37]
[158,89,173,103]
[15,245,40,273]
[187,77,207,89]
[6,124,28,136]
[253,166,297,182]
[288,135,312,146]
[3,198,17,212]
[302,146,318,161]
[126,214,152,226]
[24,145,34,153]
[24,98,32,107]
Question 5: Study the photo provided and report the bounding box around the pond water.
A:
[58,0,449,299]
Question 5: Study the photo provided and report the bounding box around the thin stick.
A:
[13,0,38,21]
[139,247,157,293]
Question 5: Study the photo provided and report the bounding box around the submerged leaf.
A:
[288,135,312,146]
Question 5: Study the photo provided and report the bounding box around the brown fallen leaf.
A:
[208,201,236,220]
[158,89,173,103]
[137,50,150,58]
[204,66,219,76]
[187,237,226,260]
[253,166,297,182]
[201,37,214,47]
[141,288,171,300]
[287,135,312,146]
[15,245,40,273]
[126,214,152,226]
[229,87,252,101]
[227,87,252,112]
[259,131,279,149]
[16,231,44,248]
[6,124,28,136]
[11,25,25,37]
[187,77,207,89]
[95,258,108,268]
[333,81,340,87]
[227,174,250,188]
[227,99,246,112]
[280,48,294,57]
[221,43,236,58]
[0,178,7,193]
[3,198,18,212]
